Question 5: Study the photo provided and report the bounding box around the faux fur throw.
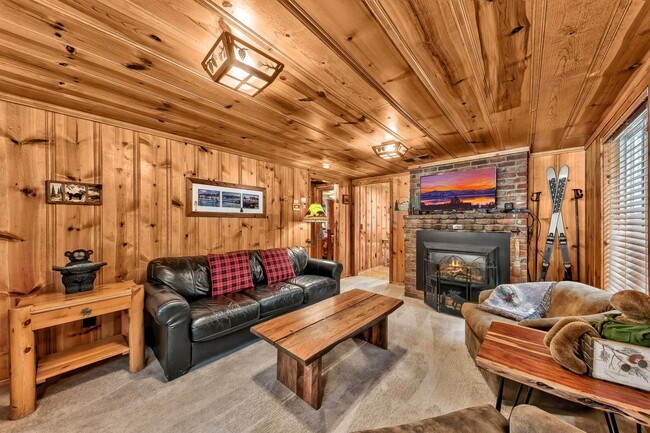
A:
[478,282,556,321]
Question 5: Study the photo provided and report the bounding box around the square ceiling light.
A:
[202,32,284,97]
[373,141,408,159]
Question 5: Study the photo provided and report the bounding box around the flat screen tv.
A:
[420,166,496,211]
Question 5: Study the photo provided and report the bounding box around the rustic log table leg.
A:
[357,317,388,349]
[277,351,323,409]
[9,306,36,420]
[127,285,145,373]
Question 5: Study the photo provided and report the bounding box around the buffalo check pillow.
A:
[260,248,296,284]
[208,251,254,296]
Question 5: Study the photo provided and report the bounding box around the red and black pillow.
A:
[259,248,296,284]
[207,251,254,296]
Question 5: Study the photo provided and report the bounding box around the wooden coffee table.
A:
[476,321,650,429]
[251,289,403,409]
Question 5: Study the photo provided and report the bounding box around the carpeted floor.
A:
[0,276,641,432]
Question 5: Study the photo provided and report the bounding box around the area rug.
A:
[0,276,634,433]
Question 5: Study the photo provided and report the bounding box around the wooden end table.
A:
[476,321,650,432]
[9,280,145,420]
[251,289,403,409]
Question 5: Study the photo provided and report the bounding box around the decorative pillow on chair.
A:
[260,248,297,284]
[208,251,254,296]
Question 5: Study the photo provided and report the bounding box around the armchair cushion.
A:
[352,405,508,433]
[510,405,585,433]
[189,292,260,342]
[546,281,613,318]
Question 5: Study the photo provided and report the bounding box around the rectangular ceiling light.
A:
[373,141,408,159]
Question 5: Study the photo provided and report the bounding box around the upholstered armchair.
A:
[461,281,614,403]
[352,404,586,433]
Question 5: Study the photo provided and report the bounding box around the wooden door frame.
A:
[352,181,392,280]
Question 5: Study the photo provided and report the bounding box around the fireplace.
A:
[416,231,511,316]
[423,242,499,316]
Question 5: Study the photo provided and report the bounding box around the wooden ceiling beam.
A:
[362,0,501,154]
[276,0,459,159]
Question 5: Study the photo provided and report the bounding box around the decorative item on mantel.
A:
[201,30,284,97]
[52,249,107,294]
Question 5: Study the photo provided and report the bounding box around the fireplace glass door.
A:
[423,242,498,316]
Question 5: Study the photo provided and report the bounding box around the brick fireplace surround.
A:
[404,151,529,299]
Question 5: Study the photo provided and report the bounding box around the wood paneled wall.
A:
[528,150,586,283]
[0,99,311,382]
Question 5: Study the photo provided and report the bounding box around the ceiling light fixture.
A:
[322,162,330,169]
[373,141,408,160]
[202,31,284,97]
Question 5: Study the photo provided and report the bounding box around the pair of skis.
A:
[539,165,573,282]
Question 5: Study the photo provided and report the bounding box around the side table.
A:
[9,280,145,420]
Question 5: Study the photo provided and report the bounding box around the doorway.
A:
[310,184,336,261]
[354,182,391,281]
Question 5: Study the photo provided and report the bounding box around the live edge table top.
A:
[476,321,650,426]
[251,289,403,365]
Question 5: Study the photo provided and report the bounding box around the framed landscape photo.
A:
[46,181,102,205]
[186,178,265,217]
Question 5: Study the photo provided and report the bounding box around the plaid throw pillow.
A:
[260,248,296,284]
[208,251,254,296]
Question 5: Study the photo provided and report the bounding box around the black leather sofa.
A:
[144,247,343,380]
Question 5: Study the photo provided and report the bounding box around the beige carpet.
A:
[0,277,640,432]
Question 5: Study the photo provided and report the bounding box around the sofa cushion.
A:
[208,251,254,296]
[148,256,211,299]
[287,275,337,303]
[260,248,297,284]
[189,292,260,342]
[287,246,309,275]
[242,282,304,317]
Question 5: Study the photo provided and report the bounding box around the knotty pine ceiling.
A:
[2,0,650,179]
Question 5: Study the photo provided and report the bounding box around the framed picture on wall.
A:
[186,178,266,217]
[45,181,103,205]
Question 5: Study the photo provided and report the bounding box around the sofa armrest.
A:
[519,311,620,331]
[510,405,585,433]
[144,282,192,380]
[145,282,191,327]
[304,258,343,294]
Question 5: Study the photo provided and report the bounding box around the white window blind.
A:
[603,102,648,293]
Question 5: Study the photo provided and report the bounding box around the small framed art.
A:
[46,181,102,205]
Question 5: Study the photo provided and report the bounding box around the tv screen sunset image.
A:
[420,167,496,211]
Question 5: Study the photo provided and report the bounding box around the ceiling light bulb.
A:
[322,162,330,169]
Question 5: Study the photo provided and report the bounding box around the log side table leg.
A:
[9,306,36,420]
[128,285,145,373]
[277,351,323,409]
[357,317,388,349]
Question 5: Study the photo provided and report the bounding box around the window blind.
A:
[603,101,648,293]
